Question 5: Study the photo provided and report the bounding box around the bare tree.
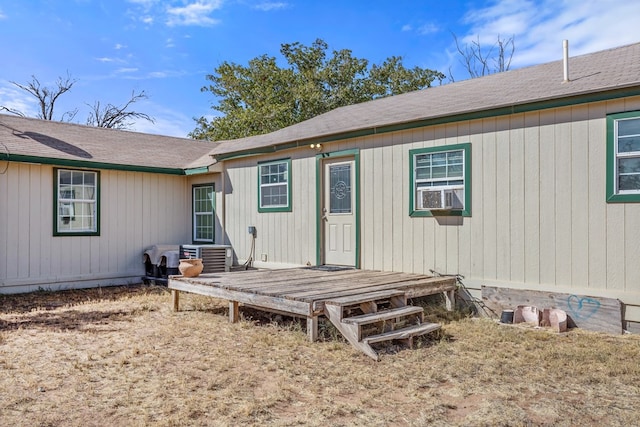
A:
[449,34,515,81]
[1,73,155,130]
[1,72,78,121]
[86,90,155,129]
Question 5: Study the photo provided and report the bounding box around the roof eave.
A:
[212,85,640,162]
[0,153,187,175]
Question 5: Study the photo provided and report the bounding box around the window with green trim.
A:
[54,168,99,235]
[409,143,471,217]
[258,158,291,212]
[607,111,640,202]
[193,184,215,242]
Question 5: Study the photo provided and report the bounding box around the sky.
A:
[0,0,639,138]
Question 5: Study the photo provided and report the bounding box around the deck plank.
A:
[168,268,455,318]
[299,277,454,301]
[252,271,399,296]
[291,274,448,300]
[223,270,365,293]
[343,306,424,325]
[324,289,406,306]
[170,279,313,317]
[208,269,358,290]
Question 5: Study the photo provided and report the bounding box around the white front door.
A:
[323,158,356,266]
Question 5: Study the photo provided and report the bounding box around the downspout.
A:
[220,160,227,245]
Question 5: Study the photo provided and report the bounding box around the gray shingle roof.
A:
[4,42,640,169]
[209,42,640,158]
[0,114,215,171]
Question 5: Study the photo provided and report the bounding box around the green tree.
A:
[191,39,445,141]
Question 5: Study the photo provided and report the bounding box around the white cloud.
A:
[96,56,127,65]
[128,103,196,137]
[253,2,289,11]
[148,71,169,78]
[115,67,139,73]
[0,84,38,117]
[126,0,159,22]
[0,9,6,20]
[111,69,188,81]
[126,0,159,8]
[114,43,127,50]
[166,38,175,48]
[417,23,439,35]
[461,0,640,68]
[131,116,193,137]
[401,21,438,35]
[126,0,225,28]
[166,1,223,27]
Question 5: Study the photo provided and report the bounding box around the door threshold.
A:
[307,265,356,272]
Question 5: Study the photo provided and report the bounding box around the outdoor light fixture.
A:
[310,143,322,151]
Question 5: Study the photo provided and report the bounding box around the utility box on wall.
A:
[180,244,233,273]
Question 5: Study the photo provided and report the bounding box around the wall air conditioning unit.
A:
[180,244,233,273]
[420,188,463,210]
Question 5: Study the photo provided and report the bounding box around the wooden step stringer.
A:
[324,289,441,361]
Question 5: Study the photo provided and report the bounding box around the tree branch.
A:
[9,72,77,120]
[86,90,155,129]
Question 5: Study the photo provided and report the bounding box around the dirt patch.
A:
[1,285,640,426]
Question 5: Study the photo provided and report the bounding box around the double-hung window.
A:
[193,184,215,243]
[54,168,99,235]
[409,143,471,217]
[607,112,640,202]
[258,158,291,212]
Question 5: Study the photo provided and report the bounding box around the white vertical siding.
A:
[620,97,640,297]
[509,114,525,284]
[457,120,472,280]
[468,122,484,279]
[554,109,572,286]
[372,134,385,270]
[605,100,627,292]
[218,95,640,318]
[587,103,607,290]
[361,140,375,269]
[523,112,541,284]
[495,119,511,280]
[0,165,192,293]
[538,110,557,285]
[381,134,394,271]
[570,108,590,289]
[7,96,640,314]
[481,119,498,280]
[400,132,415,273]
[223,153,316,266]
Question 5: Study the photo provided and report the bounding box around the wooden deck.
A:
[168,267,457,342]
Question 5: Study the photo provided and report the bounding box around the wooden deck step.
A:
[363,322,441,344]
[342,306,424,326]
[324,289,406,307]
[324,288,439,360]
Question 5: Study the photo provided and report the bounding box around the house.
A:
[205,42,640,332]
[2,42,640,331]
[0,116,224,293]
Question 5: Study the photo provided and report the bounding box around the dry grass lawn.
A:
[1,284,639,426]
